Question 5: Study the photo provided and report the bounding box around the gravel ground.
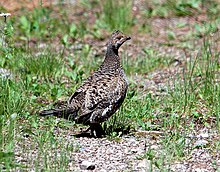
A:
[14,124,219,172]
[71,136,149,171]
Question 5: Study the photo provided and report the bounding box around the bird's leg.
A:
[90,123,105,138]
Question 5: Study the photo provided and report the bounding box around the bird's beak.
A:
[126,36,131,40]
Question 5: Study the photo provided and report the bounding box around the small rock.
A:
[80,160,95,170]
[192,168,209,172]
[185,138,191,145]
[151,144,159,149]
[106,149,114,155]
[197,133,209,138]
[170,163,188,171]
[135,159,151,171]
[194,139,208,148]
[131,149,138,153]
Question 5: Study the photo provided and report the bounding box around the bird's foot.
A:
[89,124,105,138]
[73,124,105,138]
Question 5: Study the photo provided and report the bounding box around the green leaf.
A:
[70,23,77,37]
[62,34,69,46]
[19,16,30,31]
[0,151,14,159]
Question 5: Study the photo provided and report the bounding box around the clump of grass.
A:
[0,79,27,170]
[145,0,202,18]
[8,52,64,80]
[192,19,219,39]
[30,123,73,171]
[169,38,219,121]
[204,0,220,20]
[16,6,88,47]
[101,0,133,31]
[0,79,27,116]
[122,48,169,75]
[18,7,52,40]
[141,37,219,170]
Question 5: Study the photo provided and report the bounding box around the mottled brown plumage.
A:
[40,30,131,137]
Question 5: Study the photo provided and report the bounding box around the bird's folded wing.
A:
[84,76,127,113]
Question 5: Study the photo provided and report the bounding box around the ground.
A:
[0,0,219,171]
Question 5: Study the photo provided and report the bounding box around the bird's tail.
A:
[39,108,77,121]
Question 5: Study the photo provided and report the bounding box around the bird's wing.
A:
[87,76,125,109]
[67,75,94,108]
[76,74,128,124]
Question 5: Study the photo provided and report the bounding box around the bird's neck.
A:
[106,44,118,56]
[100,45,121,70]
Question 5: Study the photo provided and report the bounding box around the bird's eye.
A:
[116,36,123,40]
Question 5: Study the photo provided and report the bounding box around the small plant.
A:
[19,7,52,40]
[0,79,27,170]
[145,0,202,18]
[194,22,218,38]
[0,13,14,68]
[206,0,220,19]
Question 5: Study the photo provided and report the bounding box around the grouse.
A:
[40,30,131,137]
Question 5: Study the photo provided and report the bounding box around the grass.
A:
[99,0,134,31]
[141,38,220,169]
[0,79,26,169]
[145,0,203,18]
[0,0,220,171]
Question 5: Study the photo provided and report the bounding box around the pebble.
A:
[131,148,138,153]
[194,140,209,148]
[197,133,209,138]
[80,160,95,170]
[13,126,218,172]
[192,168,209,172]
[135,159,151,171]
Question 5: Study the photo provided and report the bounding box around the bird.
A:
[39,30,131,137]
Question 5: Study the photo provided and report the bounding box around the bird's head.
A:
[108,30,131,50]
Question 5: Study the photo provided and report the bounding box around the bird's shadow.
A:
[73,132,96,138]
[73,125,131,138]
[73,132,98,138]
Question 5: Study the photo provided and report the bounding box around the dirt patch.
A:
[0,0,53,11]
